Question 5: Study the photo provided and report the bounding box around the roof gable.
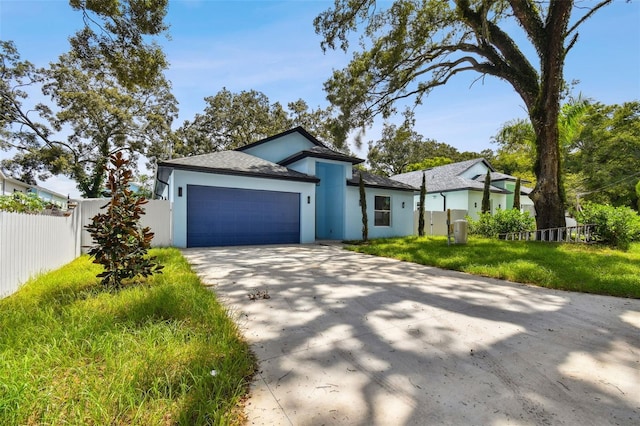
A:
[235,127,326,164]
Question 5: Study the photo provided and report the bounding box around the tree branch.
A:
[566,0,613,37]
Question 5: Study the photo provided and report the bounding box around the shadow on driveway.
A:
[182,244,640,425]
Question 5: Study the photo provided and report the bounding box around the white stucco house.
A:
[390,158,535,220]
[154,127,417,247]
[1,169,69,209]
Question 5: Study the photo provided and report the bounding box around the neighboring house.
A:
[0,169,69,209]
[0,169,30,195]
[155,127,417,247]
[391,158,535,220]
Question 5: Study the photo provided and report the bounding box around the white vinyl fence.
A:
[0,199,172,298]
[0,209,82,298]
[80,199,172,253]
[414,209,468,236]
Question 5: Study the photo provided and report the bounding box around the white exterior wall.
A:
[170,170,316,247]
[492,193,508,213]
[1,179,29,194]
[422,193,445,211]
[445,191,470,210]
[240,133,315,163]
[344,186,414,240]
[418,190,470,212]
[467,191,483,219]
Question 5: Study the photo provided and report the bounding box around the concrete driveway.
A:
[182,244,640,425]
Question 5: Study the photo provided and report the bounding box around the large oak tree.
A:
[172,88,345,158]
[0,43,177,197]
[315,0,616,229]
[68,0,169,89]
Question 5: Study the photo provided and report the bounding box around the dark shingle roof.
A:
[157,151,319,183]
[391,159,510,194]
[348,171,418,192]
[475,171,531,184]
[279,146,364,166]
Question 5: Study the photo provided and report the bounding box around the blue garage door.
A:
[187,185,300,247]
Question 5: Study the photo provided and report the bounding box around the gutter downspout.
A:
[440,192,446,211]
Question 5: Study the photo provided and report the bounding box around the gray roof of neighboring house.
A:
[157,151,320,183]
[348,171,418,192]
[390,158,510,194]
[475,171,531,184]
[279,146,364,166]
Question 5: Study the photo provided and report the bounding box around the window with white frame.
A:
[374,195,391,226]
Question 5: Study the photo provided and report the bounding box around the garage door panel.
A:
[187,185,300,247]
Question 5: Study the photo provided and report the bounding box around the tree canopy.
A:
[491,99,640,211]
[68,0,169,89]
[569,101,640,210]
[0,42,177,197]
[315,0,617,229]
[367,109,489,176]
[172,88,344,158]
[1,0,173,196]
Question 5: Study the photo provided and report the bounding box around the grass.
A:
[346,236,640,298]
[0,248,255,425]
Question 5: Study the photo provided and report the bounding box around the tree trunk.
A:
[530,114,566,231]
[527,0,570,231]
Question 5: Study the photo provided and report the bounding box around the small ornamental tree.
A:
[418,172,426,236]
[85,152,163,289]
[481,169,491,214]
[359,172,368,241]
[513,177,521,211]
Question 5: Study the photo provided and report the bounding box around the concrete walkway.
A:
[182,244,640,425]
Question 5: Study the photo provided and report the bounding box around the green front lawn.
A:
[346,237,640,298]
[0,248,255,425]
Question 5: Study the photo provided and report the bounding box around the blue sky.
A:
[1,0,639,196]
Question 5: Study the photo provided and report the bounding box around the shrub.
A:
[493,208,536,235]
[467,212,495,237]
[467,210,535,238]
[0,192,46,213]
[85,152,163,289]
[576,203,640,250]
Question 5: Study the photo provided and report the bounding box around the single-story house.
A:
[1,169,31,195]
[154,127,417,247]
[1,169,69,209]
[390,158,535,220]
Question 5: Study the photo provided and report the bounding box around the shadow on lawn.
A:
[183,245,640,425]
[359,237,640,297]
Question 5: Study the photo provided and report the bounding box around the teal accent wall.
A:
[316,162,345,239]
